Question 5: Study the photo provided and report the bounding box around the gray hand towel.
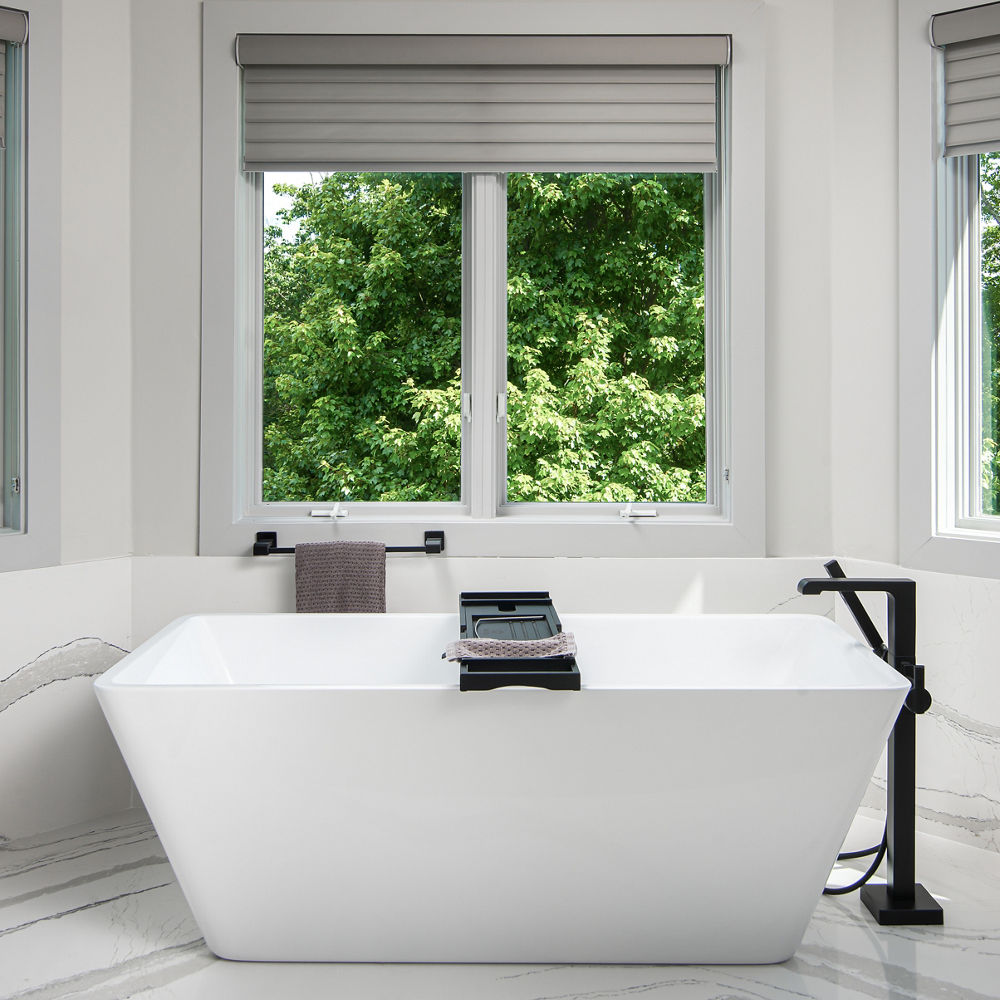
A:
[294,541,386,613]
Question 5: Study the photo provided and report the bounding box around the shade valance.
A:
[236,33,731,173]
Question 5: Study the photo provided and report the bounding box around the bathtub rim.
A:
[94,612,912,696]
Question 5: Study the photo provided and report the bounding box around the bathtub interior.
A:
[100,612,910,693]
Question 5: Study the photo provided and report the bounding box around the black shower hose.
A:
[823,826,887,895]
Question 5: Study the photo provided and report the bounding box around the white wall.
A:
[3,0,1000,855]
[830,0,900,563]
[1,0,136,840]
[131,0,845,560]
[60,0,133,564]
[130,0,202,557]
[764,0,835,556]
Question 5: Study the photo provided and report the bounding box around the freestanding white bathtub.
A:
[95,612,908,964]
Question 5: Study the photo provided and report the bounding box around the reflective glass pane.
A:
[981,153,1000,516]
[505,173,707,504]
[262,172,462,502]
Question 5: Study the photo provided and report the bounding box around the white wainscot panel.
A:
[132,555,835,645]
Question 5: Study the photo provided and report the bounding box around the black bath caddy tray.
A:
[457,591,580,691]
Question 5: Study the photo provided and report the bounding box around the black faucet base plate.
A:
[860,883,944,925]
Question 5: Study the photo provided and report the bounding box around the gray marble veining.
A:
[1,810,998,1000]
[831,565,1000,858]
[0,638,136,844]
[0,638,127,714]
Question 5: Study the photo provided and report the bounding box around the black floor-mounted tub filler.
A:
[798,560,944,926]
[455,591,580,691]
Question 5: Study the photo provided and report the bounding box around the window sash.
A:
[248,170,721,520]
[499,169,723,516]
[1,38,22,535]
[937,153,1000,535]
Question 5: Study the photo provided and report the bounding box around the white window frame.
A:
[200,0,765,558]
[0,0,60,573]
[2,36,24,536]
[900,0,1000,578]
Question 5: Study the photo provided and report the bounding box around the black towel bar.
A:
[252,530,445,556]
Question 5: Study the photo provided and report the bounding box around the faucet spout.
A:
[799,572,930,712]
[797,576,915,600]
[797,576,914,664]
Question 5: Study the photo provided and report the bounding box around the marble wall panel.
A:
[0,560,134,840]
[841,561,1000,854]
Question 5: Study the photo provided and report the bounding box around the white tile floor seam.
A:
[1,809,998,1000]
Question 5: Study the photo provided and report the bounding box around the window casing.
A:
[1,36,23,536]
[200,2,765,557]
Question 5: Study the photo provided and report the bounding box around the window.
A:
[262,170,711,511]
[200,3,765,557]
[0,3,60,572]
[0,16,24,537]
[934,151,1000,541]
[899,0,1000,577]
[934,5,1000,539]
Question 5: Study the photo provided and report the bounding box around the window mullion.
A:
[466,173,506,519]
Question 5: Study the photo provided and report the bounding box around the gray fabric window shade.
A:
[236,34,731,173]
[0,46,6,149]
[0,8,26,151]
[932,3,1000,156]
[0,8,26,46]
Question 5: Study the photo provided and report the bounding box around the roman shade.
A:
[0,7,26,150]
[236,33,731,173]
[0,8,26,46]
[932,2,1000,156]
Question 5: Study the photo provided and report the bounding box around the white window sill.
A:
[901,529,1000,581]
[209,509,760,559]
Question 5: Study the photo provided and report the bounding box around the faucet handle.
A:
[899,662,932,715]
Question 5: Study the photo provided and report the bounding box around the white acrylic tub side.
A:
[95,613,909,964]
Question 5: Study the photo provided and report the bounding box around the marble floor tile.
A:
[1,810,998,1000]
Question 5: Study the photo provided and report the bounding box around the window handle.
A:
[619,504,658,518]
[310,503,348,518]
[462,393,472,422]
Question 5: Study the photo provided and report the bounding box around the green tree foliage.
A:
[262,173,463,502]
[506,172,705,502]
[981,152,1000,514]
[262,171,707,504]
